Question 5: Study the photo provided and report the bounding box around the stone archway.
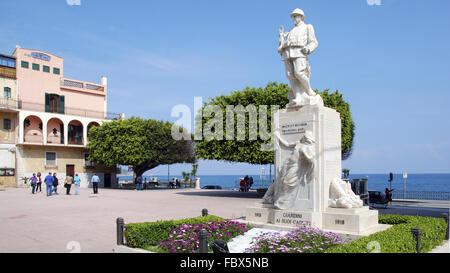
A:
[47,118,64,144]
[68,119,83,145]
[23,115,43,143]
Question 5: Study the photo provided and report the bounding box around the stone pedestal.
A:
[245,105,383,236]
[322,207,379,234]
[272,105,342,214]
[245,202,387,236]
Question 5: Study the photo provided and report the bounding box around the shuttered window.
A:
[45,152,57,166]
[4,87,11,98]
[44,93,64,114]
[59,95,65,114]
[3,119,11,130]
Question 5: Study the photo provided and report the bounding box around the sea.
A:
[118,173,450,192]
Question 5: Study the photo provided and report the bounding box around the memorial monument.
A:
[245,9,386,236]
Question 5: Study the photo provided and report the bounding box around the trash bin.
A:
[360,178,369,206]
[360,178,368,195]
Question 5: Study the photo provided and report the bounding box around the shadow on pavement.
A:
[176,190,261,199]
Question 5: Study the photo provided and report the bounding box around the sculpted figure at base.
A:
[328,177,363,208]
[263,131,315,209]
[278,8,323,108]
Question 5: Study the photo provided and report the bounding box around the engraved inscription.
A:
[335,219,345,225]
[254,213,262,218]
[280,122,308,135]
[275,212,304,225]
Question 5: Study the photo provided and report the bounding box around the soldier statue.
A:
[278,8,324,108]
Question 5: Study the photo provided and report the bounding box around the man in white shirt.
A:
[91,173,100,194]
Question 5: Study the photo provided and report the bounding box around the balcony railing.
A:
[0,98,20,110]
[1,98,120,120]
[61,78,105,92]
[24,134,43,144]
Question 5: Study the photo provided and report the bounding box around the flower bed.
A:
[159,220,248,253]
[124,215,248,253]
[245,222,346,253]
[125,214,447,253]
[326,214,447,253]
[124,215,225,249]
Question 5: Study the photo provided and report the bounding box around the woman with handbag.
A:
[65,175,73,195]
[30,173,38,194]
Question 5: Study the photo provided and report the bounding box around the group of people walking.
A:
[29,172,100,196]
[135,176,159,190]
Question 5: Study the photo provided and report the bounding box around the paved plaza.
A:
[0,187,259,253]
[1,187,448,253]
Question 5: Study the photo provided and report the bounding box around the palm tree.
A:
[182,171,190,188]
[190,163,198,188]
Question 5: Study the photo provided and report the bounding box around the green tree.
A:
[195,82,355,164]
[87,117,195,181]
[182,171,191,188]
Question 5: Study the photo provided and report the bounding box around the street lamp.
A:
[403,172,408,198]
[260,167,265,188]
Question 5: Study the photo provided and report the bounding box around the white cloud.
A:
[66,0,81,6]
[366,0,382,6]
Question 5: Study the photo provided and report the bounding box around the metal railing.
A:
[1,97,121,120]
[234,178,271,190]
[17,99,121,120]
[61,78,105,92]
[392,191,450,201]
[62,79,83,89]
[0,98,20,110]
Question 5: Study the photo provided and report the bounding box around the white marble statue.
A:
[278,8,324,108]
[263,130,315,209]
[328,177,363,208]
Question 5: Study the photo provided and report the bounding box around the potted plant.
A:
[190,163,198,188]
[21,176,29,185]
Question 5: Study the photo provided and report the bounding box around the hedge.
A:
[327,214,447,253]
[124,215,225,248]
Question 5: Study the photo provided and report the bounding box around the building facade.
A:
[0,54,18,187]
[0,47,120,189]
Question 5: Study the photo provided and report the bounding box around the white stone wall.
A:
[0,144,15,168]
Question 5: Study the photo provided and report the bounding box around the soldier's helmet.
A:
[290,8,305,20]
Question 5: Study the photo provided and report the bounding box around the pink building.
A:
[0,47,121,188]
[13,48,108,119]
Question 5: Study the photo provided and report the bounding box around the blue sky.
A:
[1,0,449,175]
